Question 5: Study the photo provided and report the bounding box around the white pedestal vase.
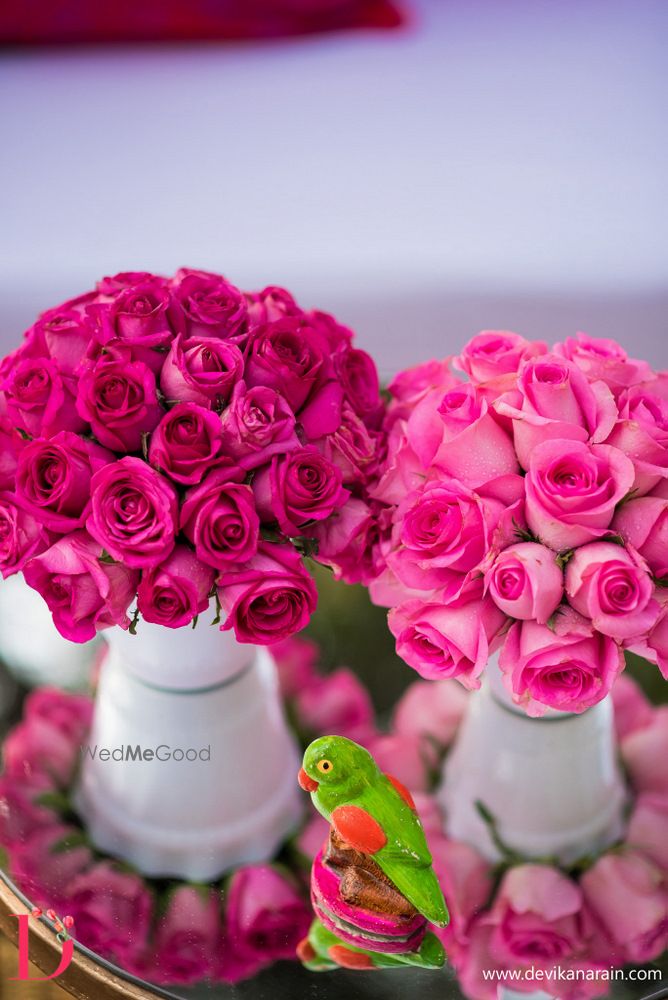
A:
[439,655,627,1000]
[0,573,98,690]
[74,615,303,881]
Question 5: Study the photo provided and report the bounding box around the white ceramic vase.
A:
[0,573,97,690]
[74,612,303,880]
[439,653,627,866]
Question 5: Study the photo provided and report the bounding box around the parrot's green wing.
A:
[304,918,446,971]
[354,775,449,927]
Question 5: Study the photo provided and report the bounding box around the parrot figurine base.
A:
[297,735,449,973]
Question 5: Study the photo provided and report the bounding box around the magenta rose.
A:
[253,447,348,535]
[148,402,225,485]
[389,596,506,689]
[92,276,174,361]
[15,431,112,532]
[97,271,156,295]
[488,864,595,970]
[456,331,547,386]
[1,353,84,437]
[627,794,668,872]
[245,316,329,412]
[160,334,244,407]
[217,542,317,644]
[2,713,80,788]
[334,346,382,427]
[389,479,508,596]
[393,678,469,755]
[407,383,519,489]
[219,380,299,470]
[270,634,319,699]
[181,468,259,568]
[294,667,375,743]
[605,386,668,494]
[31,301,95,374]
[308,309,355,352]
[312,496,379,585]
[246,285,301,326]
[315,402,378,485]
[565,541,659,641]
[224,864,311,964]
[170,268,248,343]
[0,493,51,577]
[67,862,153,964]
[153,885,221,984]
[500,614,624,715]
[23,530,139,642]
[0,416,25,490]
[25,687,93,744]
[580,851,667,964]
[525,439,635,551]
[76,348,163,453]
[11,824,93,909]
[88,457,178,568]
[496,353,618,470]
[137,545,215,628]
[614,490,668,579]
[486,542,563,624]
[0,776,61,848]
[554,332,653,395]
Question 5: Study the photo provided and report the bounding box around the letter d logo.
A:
[9,913,74,981]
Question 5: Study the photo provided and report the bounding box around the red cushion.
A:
[0,0,404,45]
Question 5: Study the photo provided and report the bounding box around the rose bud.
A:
[486,542,563,624]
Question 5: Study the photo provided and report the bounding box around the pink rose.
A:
[314,401,378,486]
[0,493,51,577]
[160,335,244,408]
[97,271,155,295]
[23,530,139,642]
[622,707,668,795]
[11,824,93,909]
[388,357,458,415]
[371,421,428,506]
[496,354,617,470]
[406,384,519,489]
[312,496,380,585]
[293,667,375,742]
[390,596,506,689]
[148,402,225,485]
[614,490,668,579]
[25,687,93,744]
[486,542,563,624]
[153,885,221,984]
[15,431,112,532]
[76,349,163,452]
[137,545,215,628]
[605,386,668,494]
[580,850,667,963]
[554,333,653,395]
[430,837,492,960]
[489,864,599,971]
[643,600,668,679]
[610,674,654,740]
[245,316,329,412]
[67,862,153,963]
[525,439,635,551]
[307,309,354,353]
[365,733,429,792]
[0,776,61,848]
[393,678,469,753]
[217,542,317,644]
[171,269,248,343]
[219,380,299,470]
[390,479,508,596]
[1,353,84,437]
[246,285,301,326]
[92,276,174,362]
[565,541,659,641]
[627,794,668,872]
[500,616,624,716]
[30,301,95,374]
[88,457,178,568]
[224,864,311,964]
[269,634,319,699]
[2,714,79,788]
[456,330,547,386]
[180,468,259,568]
[0,416,25,489]
[253,447,348,535]
[334,346,382,427]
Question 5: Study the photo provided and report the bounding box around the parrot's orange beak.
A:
[298,767,319,792]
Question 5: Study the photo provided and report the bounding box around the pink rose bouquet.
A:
[369,332,668,715]
[0,269,384,645]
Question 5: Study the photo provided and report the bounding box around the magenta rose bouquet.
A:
[0,269,383,645]
[368,332,668,716]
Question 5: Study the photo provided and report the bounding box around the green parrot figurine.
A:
[298,734,449,929]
